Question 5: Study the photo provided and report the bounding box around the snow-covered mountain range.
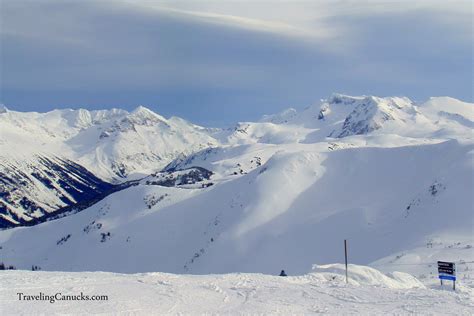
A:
[0,94,472,282]
[0,105,217,227]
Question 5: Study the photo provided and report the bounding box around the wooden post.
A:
[344,239,348,284]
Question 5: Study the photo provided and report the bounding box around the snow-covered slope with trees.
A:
[0,94,472,285]
[0,155,114,227]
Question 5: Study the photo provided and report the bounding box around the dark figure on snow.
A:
[279,270,287,277]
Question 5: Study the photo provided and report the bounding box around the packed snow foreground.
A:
[1,93,473,313]
[2,264,473,315]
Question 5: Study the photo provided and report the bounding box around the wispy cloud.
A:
[1,0,472,125]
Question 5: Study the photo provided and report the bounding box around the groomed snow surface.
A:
[1,264,473,315]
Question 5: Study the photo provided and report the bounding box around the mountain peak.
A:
[326,93,412,108]
[0,104,8,113]
[326,93,365,106]
[260,107,297,124]
[334,95,415,138]
[132,105,154,114]
[131,105,162,118]
[128,105,168,125]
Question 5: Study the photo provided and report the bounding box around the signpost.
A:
[438,261,456,290]
[344,239,348,284]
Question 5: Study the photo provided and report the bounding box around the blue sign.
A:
[439,275,456,281]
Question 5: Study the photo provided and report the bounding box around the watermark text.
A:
[17,292,108,304]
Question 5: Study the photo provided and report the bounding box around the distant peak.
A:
[426,96,463,103]
[0,104,8,113]
[131,105,155,115]
[326,93,412,108]
[127,105,168,125]
[131,105,162,118]
[326,93,365,105]
[260,107,297,124]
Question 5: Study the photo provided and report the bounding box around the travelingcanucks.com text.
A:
[17,292,108,304]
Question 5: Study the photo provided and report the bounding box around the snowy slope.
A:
[66,106,218,181]
[0,106,218,225]
[261,93,473,141]
[0,105,218,181]
[0,94,472,285]
[1,266,472,315]
[0,154,114,227]
[0,139,472,281]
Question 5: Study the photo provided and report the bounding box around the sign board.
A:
[437,261,456,290]
[437,261,456,276]
[438,267,455,274]
[439,275,456,281]
[437,261,455,269]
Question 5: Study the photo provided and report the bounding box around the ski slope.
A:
[1,264,473,315]
[0,94,472,286]
[0,137,472,282]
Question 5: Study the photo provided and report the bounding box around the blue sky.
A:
[1,0,472,126]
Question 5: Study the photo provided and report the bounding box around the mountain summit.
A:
[0,104,8,114]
